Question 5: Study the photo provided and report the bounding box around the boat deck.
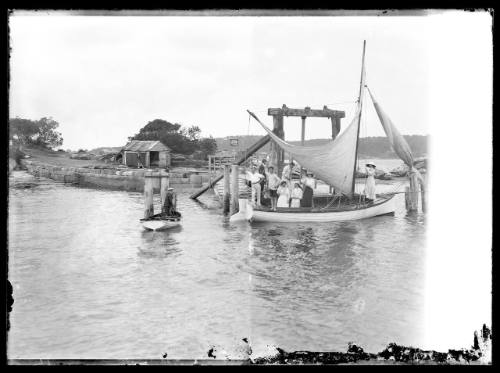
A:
[252,196,391,213]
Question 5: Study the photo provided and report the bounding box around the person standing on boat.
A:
[300,170,316,208]
[258,159,268,204]
[290,182,303,208]
[281,160,291,187]
[364,162,377,202]
[277,180,291,208]
[266,166,281,211]
[246,166,265,207]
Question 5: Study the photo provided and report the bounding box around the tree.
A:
[130,119,217,157]
[9,116,63,149]
[9,118,39,144]
[131,119,198,155]
[186,125,201,141]
[34,117,63,149]
[199,136,217,159]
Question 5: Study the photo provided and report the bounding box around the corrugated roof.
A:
[122,140,170,152]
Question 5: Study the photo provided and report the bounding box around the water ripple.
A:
[8,171,426,358]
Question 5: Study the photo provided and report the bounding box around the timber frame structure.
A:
[190,104,345,200]
[267,104,345,175]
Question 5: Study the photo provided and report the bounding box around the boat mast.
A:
[351,40,366,197]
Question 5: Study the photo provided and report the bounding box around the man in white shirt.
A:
[246,166,264,207]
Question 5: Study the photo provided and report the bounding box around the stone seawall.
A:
[21,160,209,193]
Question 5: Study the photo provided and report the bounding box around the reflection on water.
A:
[8,171,426,359]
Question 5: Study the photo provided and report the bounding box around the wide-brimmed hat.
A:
[294,183,302,189]
[365,162,376,168]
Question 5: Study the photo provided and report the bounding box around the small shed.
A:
[121,140,171,168]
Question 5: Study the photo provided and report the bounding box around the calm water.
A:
[8,170,426,359]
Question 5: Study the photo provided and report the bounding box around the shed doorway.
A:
[150,151,160,167]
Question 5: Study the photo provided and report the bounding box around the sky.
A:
[8,11,437,150]
[8,10,493,352]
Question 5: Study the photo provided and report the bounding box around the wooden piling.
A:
[408,171,419,212]
[160,170,169,212]
[144,171,154,218]
[301,116,306,146]
[420,180,426,213]
[223,164,231,214]
[271,113,284,175]
[208,155,212,185]
[230,164,239,215]
[405,186,411,211]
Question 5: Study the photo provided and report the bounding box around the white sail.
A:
[366,87,415,168]
[251,107,361,195]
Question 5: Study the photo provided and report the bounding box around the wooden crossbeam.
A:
[268,105,345,118]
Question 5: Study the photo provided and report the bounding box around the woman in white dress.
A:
[290,183,303,208]
[276,181,291,208]
[364,162,377,201]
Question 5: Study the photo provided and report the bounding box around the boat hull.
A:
[141,219,181,231]
[248,196,396,223]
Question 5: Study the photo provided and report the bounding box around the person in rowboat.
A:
[162,188,181,217]
[364,162,377,202]
[276,180,290,208]
[246,166,265,207]
[290,182,303,208]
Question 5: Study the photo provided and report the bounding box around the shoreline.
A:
[18,159,209,193]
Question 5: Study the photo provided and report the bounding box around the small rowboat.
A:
[140,213,182,231]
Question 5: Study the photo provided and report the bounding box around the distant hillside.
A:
[358,135,427,158]
[215,135,427,158]
[89,146,122,155]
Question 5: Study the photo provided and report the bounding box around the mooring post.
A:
[301,116,306,146]
[223,164,231,214]
[405,186,411,211]
[144,171,155,218]
[159,169,169,212]
[408,171,419,212]
[420,178,426,213]
[230,164,239,215]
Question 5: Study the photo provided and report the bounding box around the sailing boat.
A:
[232,41,420,223]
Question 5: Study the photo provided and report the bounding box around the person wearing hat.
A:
[364,162,377,202]
[276,180,291,208]
[162,187,180,216]
[246,166,265,207]
[300,170,316,208]
[290,182,303,208]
